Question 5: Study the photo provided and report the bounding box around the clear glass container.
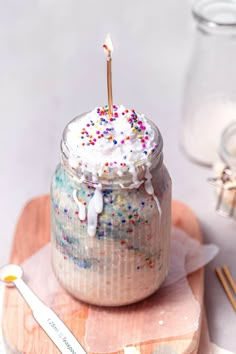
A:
[182,0,236,166]
[212,121,236,218]
[51,106,172,306]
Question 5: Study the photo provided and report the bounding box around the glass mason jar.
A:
[212,121,236,218]
[51,106,171,306]
[182,0,236,166]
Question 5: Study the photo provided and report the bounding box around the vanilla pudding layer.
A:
[51,105,171,306]
[52,248,168,306]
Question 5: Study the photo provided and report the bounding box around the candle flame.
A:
[103,33,113,55]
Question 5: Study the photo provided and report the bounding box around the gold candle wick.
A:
[103,34,113,117]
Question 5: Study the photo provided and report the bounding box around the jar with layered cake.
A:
[51,105,172,306]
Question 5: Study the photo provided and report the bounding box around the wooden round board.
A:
[2,196,204,354]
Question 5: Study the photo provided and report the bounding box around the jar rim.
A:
[192,0,236,31]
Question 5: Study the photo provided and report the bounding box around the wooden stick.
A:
[222,265,236,294]
[215,267,236,312]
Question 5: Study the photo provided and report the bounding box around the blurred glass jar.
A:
[51,109,171,306]
[182,0,236,166]
[211,121,236,218]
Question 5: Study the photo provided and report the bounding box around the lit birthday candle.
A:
[103,33,113,117]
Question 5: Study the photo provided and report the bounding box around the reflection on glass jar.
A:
[211,121,236,218]
[182,0,236,166]
[51,105,172,306]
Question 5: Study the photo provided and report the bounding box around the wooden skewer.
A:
[222,265,236,294]
[215,267,236,312]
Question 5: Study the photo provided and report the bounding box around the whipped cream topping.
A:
[65,105,159,178]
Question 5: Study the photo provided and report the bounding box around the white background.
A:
[0,0,236,352]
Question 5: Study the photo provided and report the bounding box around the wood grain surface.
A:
[2,196,204,354]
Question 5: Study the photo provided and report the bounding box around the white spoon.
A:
[0,264,87,354]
